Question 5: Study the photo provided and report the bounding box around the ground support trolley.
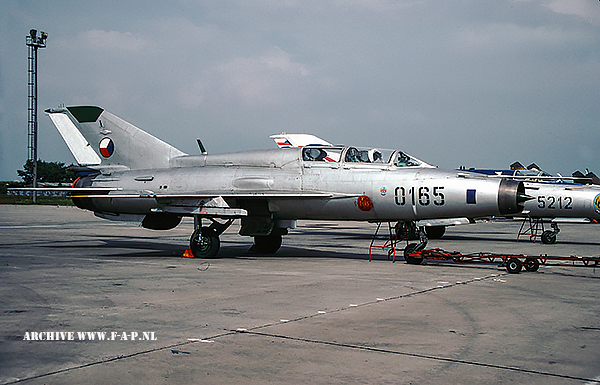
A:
[405,248,600,274]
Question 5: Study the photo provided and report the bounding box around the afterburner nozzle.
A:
[498,179,528,215]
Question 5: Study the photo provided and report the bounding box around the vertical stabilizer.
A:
[46,106,186,170]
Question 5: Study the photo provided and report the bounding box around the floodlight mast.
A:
[26,29,47,203]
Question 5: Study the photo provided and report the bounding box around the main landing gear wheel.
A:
[252,234,282,254]
[404,243,424,265]
[541,230,557,244]
[506,257,522,274]
[190,228,220,258]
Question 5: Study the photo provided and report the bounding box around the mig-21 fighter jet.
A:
[20,106,532,258]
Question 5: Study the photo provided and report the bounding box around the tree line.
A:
[17,159,78,185]
[1,160,77,194]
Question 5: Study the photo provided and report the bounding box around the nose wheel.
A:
[189,217,234,258]
[541,223,560,244]
[404,225,428,265]
[190,228,220,258]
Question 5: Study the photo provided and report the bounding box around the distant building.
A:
[510,161,525,170]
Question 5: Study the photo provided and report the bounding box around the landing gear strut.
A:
[404,225,429,264]
[189,217,234,258]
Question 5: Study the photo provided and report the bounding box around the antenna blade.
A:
[197,139,207,154]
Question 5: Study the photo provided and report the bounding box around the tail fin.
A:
[46,106,186,171]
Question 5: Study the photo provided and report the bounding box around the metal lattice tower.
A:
[26,29,47,201]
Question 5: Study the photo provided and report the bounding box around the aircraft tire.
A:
[541,230,557,244]
[253,234,282,254]
[190,228,220,258]
[524,258,540,272]
[404,243,423,265]
[506,257,522,274]
[425,226,445,239]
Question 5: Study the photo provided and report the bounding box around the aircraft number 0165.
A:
[394,186,445,206]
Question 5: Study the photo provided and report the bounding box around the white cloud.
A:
[179,47,311,108]
[547,0,600,25]
[259,48,310,76]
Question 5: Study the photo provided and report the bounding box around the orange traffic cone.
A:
[182,249,195,258]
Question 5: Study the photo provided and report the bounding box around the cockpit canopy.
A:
[301,146,432,168]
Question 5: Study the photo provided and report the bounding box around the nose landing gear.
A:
[369,221,428,264]
[541,223,560,244]
[517,216,560,244]
[404,226,429,265]
[189,217,234,258]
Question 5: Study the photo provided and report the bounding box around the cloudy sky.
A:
[1,0,598,181]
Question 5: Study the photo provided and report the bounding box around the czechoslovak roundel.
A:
[99,137,115,158]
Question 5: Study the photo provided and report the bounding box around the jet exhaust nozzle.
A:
[498,179,527,215]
